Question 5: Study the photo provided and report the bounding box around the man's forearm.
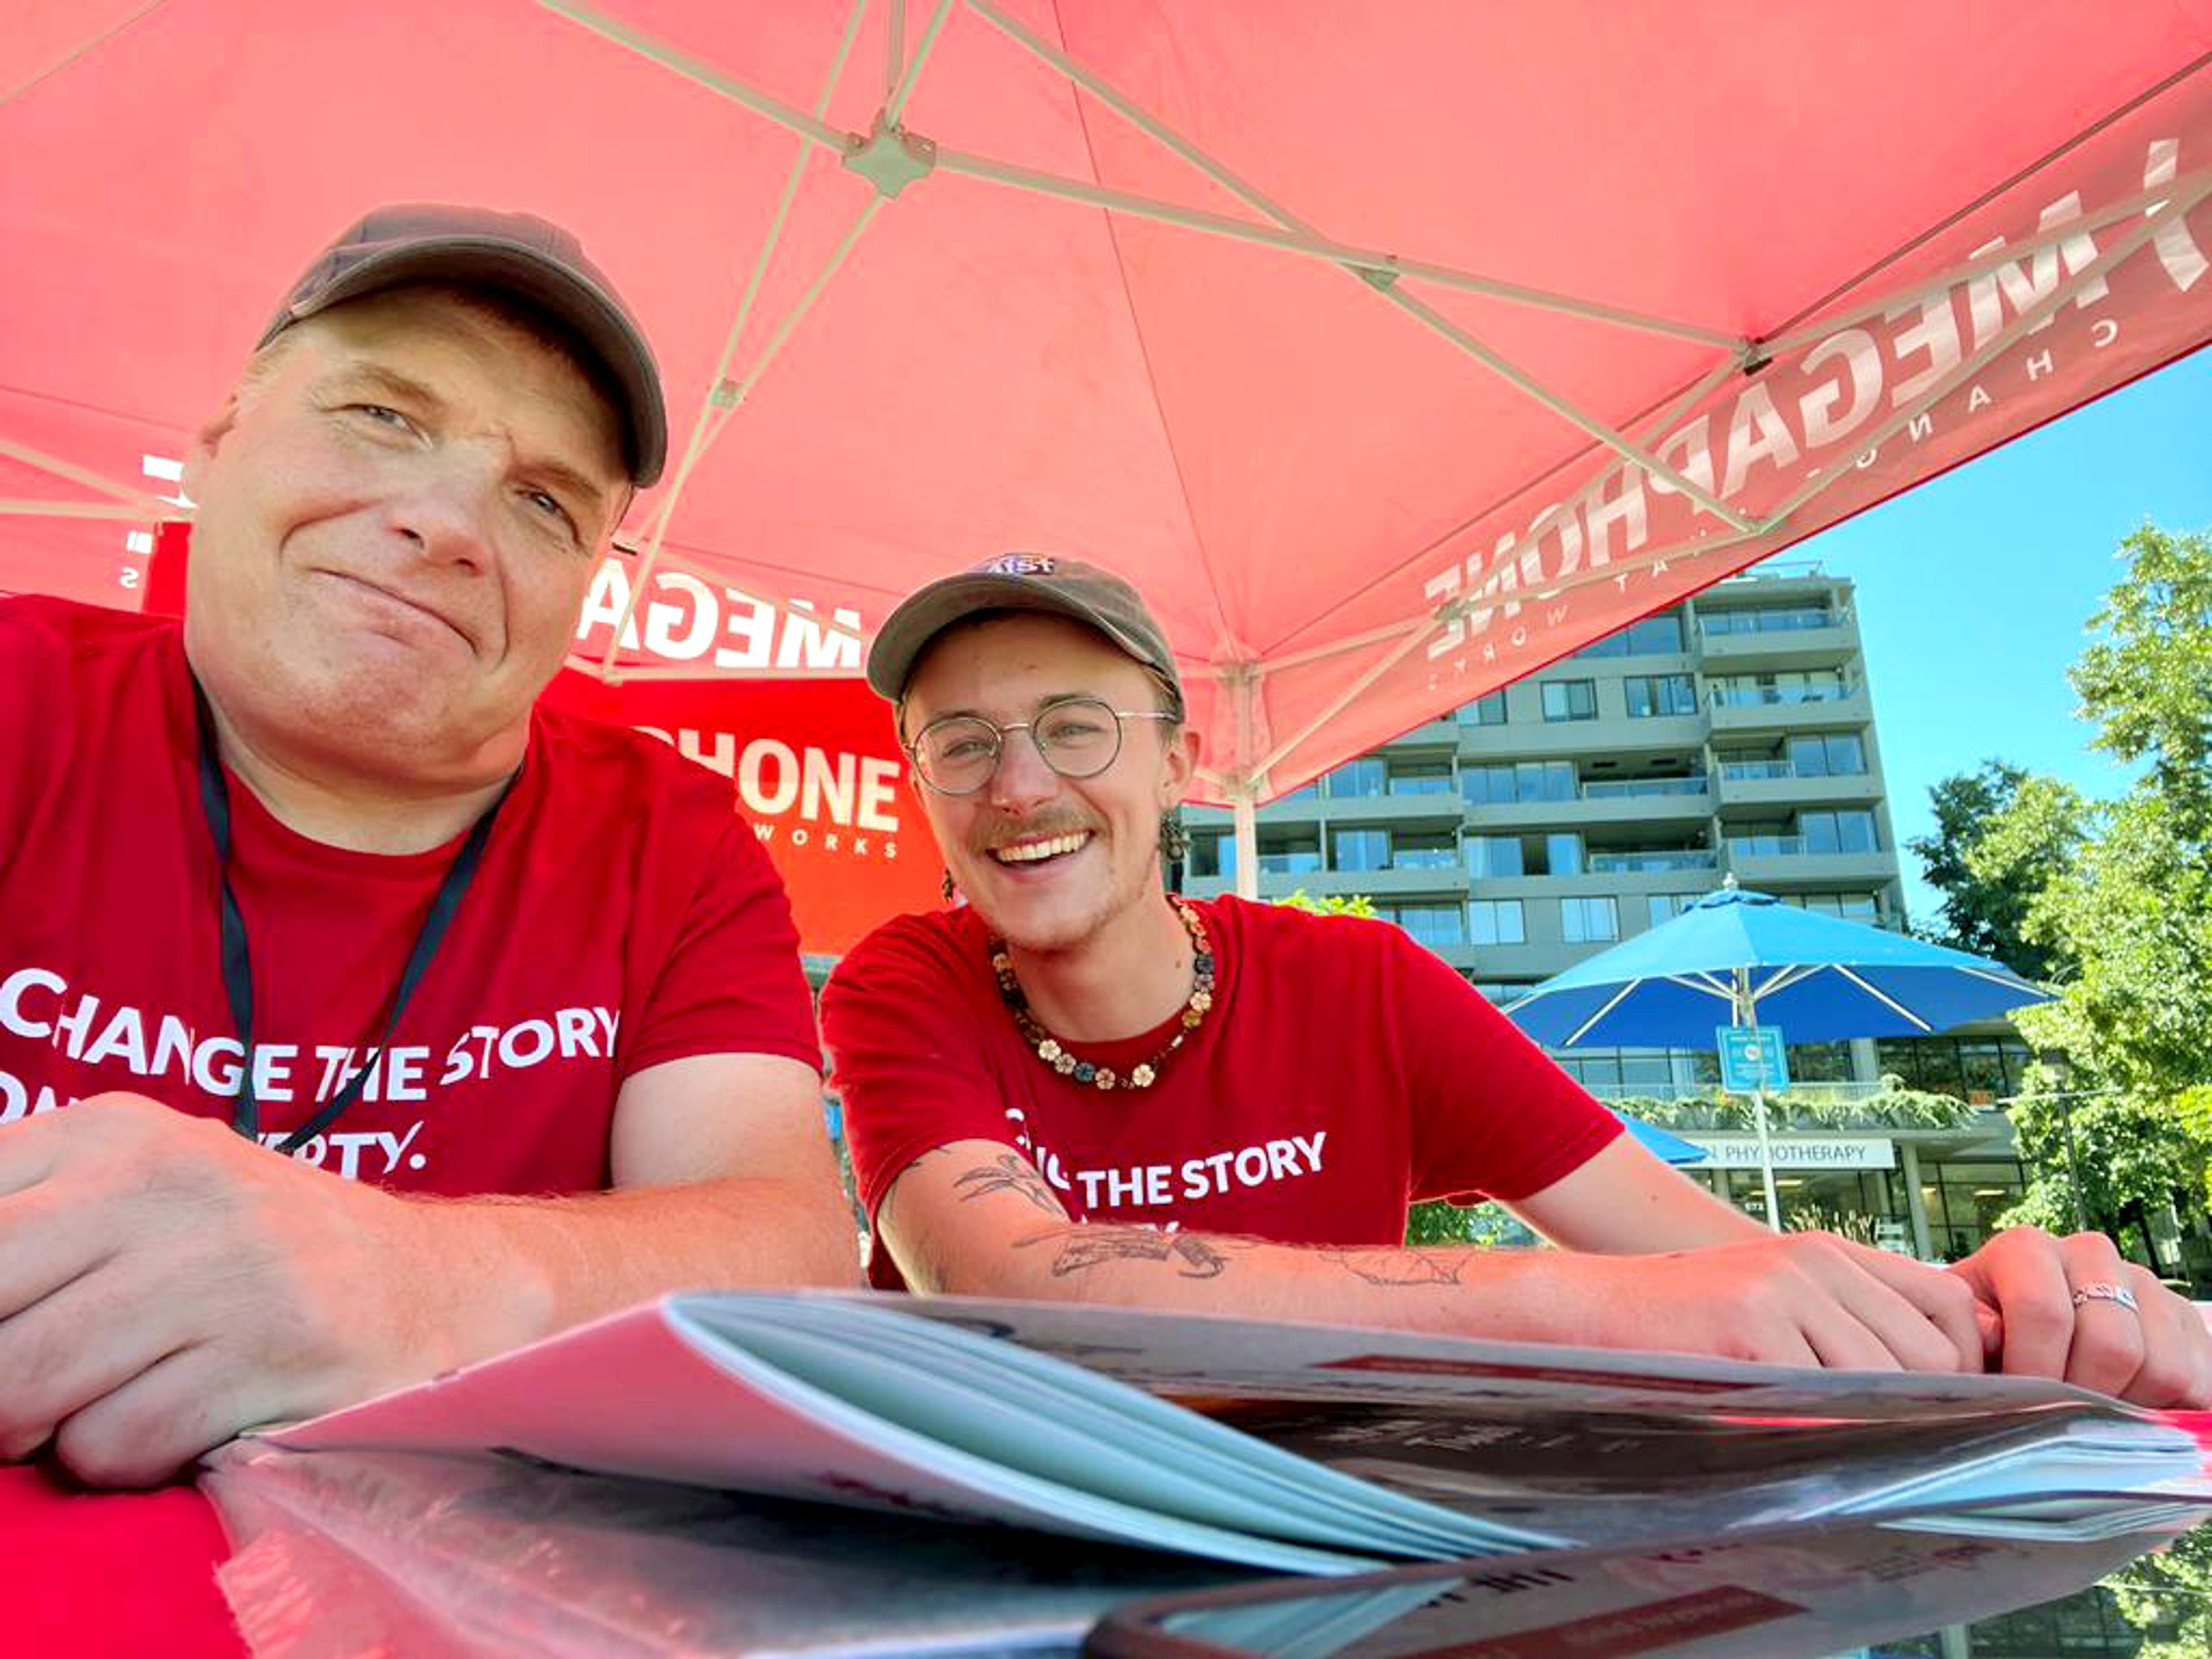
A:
[935,1219,1574,1343]
[401,1175,862,1370]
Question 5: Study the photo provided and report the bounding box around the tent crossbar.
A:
[1261,612,1434,677]
[1250,610,1452,781]
[0,438,177,513]
[884,0,903,101]
[605,0,872,677]
[2,0,162,105]
[881,0,953,126]
[961,0,1739,351]
[0,499,189,522]
[1831,966,1934,1032]
[1375,286,1760,532]
[929,141,1740,350]
[536,0,849,154]
[1760,181,2203,530]
[1760,165,2212,358]
[1668,971,1738,1001]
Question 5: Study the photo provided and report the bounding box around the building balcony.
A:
[1707,684,1871,734]
[1588,848,1719,877]
[1724,839,1899,887]
[1459,713,1708,759]
[1694,619,1858,673]
[1714,767,1885,810]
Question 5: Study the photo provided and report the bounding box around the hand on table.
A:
[0,1092,465,1486]
[1563,1229,1985,1373]
[1946,1225,2212,1407]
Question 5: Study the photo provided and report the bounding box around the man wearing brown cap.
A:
[0,205,856,1485]
[824,555,2212,1408]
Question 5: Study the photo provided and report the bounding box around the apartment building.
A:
[1180,562,2037,1256]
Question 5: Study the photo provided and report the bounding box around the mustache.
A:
[974,817,1097,855]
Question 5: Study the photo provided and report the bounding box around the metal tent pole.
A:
[1231,789,1260,902]
[1738,968,1784,1233]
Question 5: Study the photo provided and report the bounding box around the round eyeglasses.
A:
[907,696,1178,796]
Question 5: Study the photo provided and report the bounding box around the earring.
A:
[1158,813,1190,862]
[941,868,957,904]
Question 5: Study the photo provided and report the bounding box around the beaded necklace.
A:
[989,896,1215,1090]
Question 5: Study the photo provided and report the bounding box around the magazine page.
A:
[1097,1520,2177,1659]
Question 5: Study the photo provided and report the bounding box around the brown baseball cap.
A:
[868,553,1183,710]
[259,203,667,486]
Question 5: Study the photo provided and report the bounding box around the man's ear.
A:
[180,394,242,504]
[1160,722,1203,809]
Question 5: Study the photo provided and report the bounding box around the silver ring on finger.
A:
[2070,1281,2142,1315]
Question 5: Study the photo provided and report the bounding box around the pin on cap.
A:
[261,203,667,487]
[867,554,1183,710]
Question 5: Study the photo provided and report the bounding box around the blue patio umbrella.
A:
[1618,1112,1707,1167]
[1505,881,2050,1225]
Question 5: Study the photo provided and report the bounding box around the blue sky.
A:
[1797,348,2212,926]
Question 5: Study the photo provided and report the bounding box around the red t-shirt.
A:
[0,597,819,1196]
[823,895,1622,1288]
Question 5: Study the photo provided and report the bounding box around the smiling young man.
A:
[822,555,2212,1408]
[0,206,857,1486]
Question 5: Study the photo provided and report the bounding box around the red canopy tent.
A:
[5,2,2208,887]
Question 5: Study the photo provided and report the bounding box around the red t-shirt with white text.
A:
[823,895,1622,1287]
[0,597,819,1195]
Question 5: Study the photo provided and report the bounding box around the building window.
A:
[1802,810,1879,854]
[1392,830,1459,870]
[1457,691,1508,726]
[1323,757,1386,798]
[1540,679,1599,722]
[1786,891,1881,923]
[1468,899,1526,946]
[1546,832,1585,876]
[1387,760,1455,796]
[1624,674,1698,718]
[1461,760,1577,805]
[1387,903,1467,949]
[1561,895,1620,944]
[1710,669,1850,708]
[1573,612,1685,658]
[1465,834,1523,877]
[1256,831,1322,876]
[1332,827,1389,873]
[1648,892,1699,927]
[1788,733,1868,777]
[1191,832,1233,880]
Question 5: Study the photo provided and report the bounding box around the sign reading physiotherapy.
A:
[1717,1025,1790,1094]
[1683,1137,1896,1172]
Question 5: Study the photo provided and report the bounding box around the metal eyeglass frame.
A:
[906,695,1179,796]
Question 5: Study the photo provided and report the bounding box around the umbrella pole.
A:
[1231,788,1259,902]
[1737,969,1783,1233]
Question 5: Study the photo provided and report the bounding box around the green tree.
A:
[1907,759,2065,979]
[1976,527,2212,1270]
[1273,888,1378,919]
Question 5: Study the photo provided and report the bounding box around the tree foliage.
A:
[1907,759,2065,979]
[1273,888,1378,919]
[1976,527,2212,1262]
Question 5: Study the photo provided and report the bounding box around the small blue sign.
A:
[1717,1025,1789,1093]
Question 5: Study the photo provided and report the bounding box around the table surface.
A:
[0,1465,241,1658]
[1,1459,2203,1659]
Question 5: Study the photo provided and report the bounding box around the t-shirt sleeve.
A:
[619,815,822,1081]
[821,919,1022,1225]
[1393,930,1624,1203]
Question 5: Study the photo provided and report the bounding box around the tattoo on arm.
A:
[954,1154,1065,1217]
[1015,1225,1245,1281]
[1317,1247,1469,1287]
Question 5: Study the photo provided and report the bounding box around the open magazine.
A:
[264,1291,2212,1575]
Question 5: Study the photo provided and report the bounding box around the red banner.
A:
[542,671,941,959]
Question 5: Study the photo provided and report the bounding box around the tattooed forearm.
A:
[1016,1224,1241,1280]
[1317,1247,1470,1287]
[955,1154,1066,1217]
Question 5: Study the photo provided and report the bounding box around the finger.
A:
[0,1260,191,1461]
[1974,1232,2075,1380]
[0,1181,116,1323]
[52,1344,252,1488]
[2109,1264,2203,1409]
[2056,1233,2147,1399]
[1737,1321,1824,1370]
[1839,1248,1984,1372]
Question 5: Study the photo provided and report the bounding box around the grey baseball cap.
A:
[868,553,1183,709]
[260,203,667,486]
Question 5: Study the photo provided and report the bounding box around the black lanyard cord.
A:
[192,683,512,1150]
